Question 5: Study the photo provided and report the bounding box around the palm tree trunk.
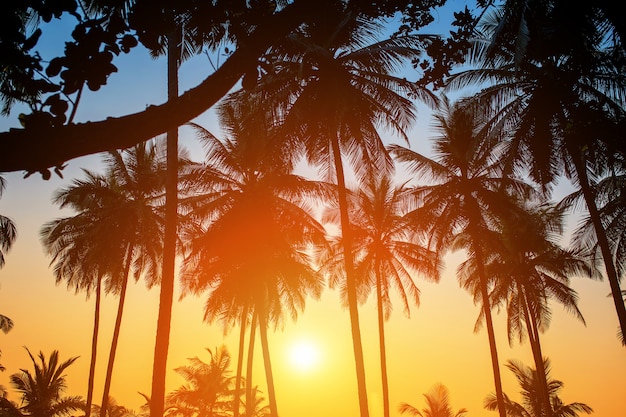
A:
[101,246,133,416]
[330,132,370,417]
[469,235,506,417]
[234,304,249,417]
[246,312,258,417]
[85,276,102,417]
[257,301,278,417]
[151,30,180,417]
[375,270,390,417]
[570,148,626,344]
[520,286,552,417]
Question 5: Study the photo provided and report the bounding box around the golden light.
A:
[288,339,321,372]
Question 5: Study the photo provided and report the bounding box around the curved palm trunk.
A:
[151,30,180,417]
[375,269,390,417]
[234,304,249,417]
[101,246,134,416]
[570,148,626,343]
[257,302,278,417]
[330,132,370,417]
[246,312,258,417]
[520,286,552,417]
[467,225,506,417]
[85,276,102,417]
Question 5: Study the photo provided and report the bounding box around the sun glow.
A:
[288,339,321,372]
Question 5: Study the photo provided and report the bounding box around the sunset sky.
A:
[0,3,625,417]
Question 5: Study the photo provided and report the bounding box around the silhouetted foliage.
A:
[399,383,468,417]
[0,0,479,175]
[484,359,593,417]
[6,349,85,417]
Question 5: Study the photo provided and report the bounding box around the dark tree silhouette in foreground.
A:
[0,0,474,175]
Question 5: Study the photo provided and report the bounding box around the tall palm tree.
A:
[179,110,329,417]
[458,202,597,417]
[233,11,436,416]
[563,165,626,341]
[8,349,85,417]
[41,142,167,417]
[165,346,235,417]
[446,0,626,342]
[484,359,593,417]
[389,97,533,417]
[41,171,119,417]
[399,383,468,417]
[321,174,440,417]
[0,175,16,371]
[80,4,212,414]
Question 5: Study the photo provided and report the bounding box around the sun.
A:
[288,339,321,372]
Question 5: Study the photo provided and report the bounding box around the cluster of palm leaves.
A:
[24,2,625,417]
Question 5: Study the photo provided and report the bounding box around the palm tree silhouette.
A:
[233,12,436,416]
[41,169,120,417]
[563,166,626,342]
[484,359,593,417]
[42,142,168,417]
[447,0,626,343]
[390,97,534,417]
[92,396,145,417]
[7,349,85,417]
[0,176,16,269]
[165,346,235,417]
[0,176,17,372]
[459,202,597,416]
[321,174,440,417]
[399,383,467,417]
[180,110,328,417]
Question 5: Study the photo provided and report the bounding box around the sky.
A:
[0,2,625,417]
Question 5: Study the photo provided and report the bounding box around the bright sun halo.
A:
[288,340,320,372]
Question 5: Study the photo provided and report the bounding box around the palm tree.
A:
[0,175,16,367]
[8,349,85,417]
[41,170,118,417]
[321,174,440,417]
[41,142,167,417]
[459,202,597,417]
[92,397,145,417]
[399,383,467,417]
[179,110,329,417]
[241,386,270,417]
[0,176,17,269]
[232,11,436,417]
[80,4,212,414]
[446,0,626,343]
[484,359,593,417]
[165,346,235,417]
[389,97,533,417]
[564,165,626,341]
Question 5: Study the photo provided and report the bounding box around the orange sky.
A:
[1,10,625,417]
[0,154,625,417]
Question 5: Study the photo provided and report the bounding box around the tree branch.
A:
[0,0,317,175]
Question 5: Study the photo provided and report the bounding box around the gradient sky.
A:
[0,4,625,417]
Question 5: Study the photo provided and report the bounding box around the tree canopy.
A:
[0,0,477,177]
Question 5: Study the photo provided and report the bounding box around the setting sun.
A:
[288,339,321,372]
